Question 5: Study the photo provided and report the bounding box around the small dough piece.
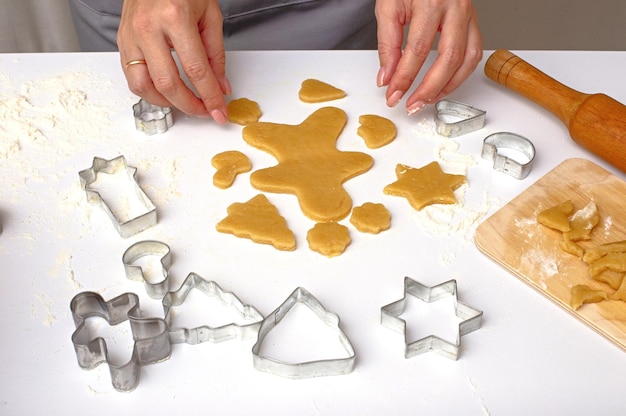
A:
[592,269,625,291]
[216,194,296,251]
[357,115,397,149]
[609,274,626,301]
[583,240,626,264]
[537,200,574,232]
[559,238,584,258]
[307,222,351,257]
[570,284,608,310]
[243,107,373,222]
[298,79,346,103]
[350,202,391,234]
[564,201,599,242]
[212,150,252,189]
[588,252,626,277]
[383,162,466,211]
[228,98,262,125]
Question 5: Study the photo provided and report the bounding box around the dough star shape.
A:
[383,162,466,211]
[242,107,374,222]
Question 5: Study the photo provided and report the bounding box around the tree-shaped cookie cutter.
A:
[123,240,172,299]
[70,291,171,392]
[162,272,264,345]
[78,155,157,238]
[252,287,356,378]
[381,277,483,360]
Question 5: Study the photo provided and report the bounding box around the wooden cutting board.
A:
[475,158,626,351]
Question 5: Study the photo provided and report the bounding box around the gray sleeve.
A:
[68,0,376,52]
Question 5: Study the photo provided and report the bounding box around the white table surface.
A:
[1,50,625,415]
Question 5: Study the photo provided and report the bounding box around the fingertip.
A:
[210,109,228,125]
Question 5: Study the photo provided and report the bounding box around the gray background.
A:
[1,0,624,52]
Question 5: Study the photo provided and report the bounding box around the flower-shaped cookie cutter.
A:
[252,287,356,379]
[435,99,486,137]
[70,291,171,392]
[162,273,264,345]
[481,132,536,179]
[133,99,174,135]
[381,277,483,360]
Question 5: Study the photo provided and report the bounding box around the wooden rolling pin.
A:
[484,49,626,173]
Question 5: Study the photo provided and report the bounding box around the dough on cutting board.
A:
[307,222,351,257]
[357,115,397,149]
[537,200,574,232]
[211,150,252,189]
[242,107,373,222]
[298,79,346,103]
[228,98,262,125]
[383,162,466,211]
[565,201,600,242]
[216,194,296,251]
[350,202,391,234]
[570,284,608,310]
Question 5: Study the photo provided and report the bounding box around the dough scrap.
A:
[537,200,574,232]
[588,252,626,277]
[357,114,397,149]
[383,162,466,211]
[564,201,600,242]
[211,150,252,189]
[298,79,346,103]
[242,107,373,222]
[216,194,296,251]
[592,269,625,291]
[583,240,626,264]
[609,274,626,301]
[570,284,608,310]
[350,202,391,234]
[307,222,351,257]
[227,98,262,125]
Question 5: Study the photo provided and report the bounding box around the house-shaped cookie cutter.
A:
[381,277,482,360]
[78,155,157,238]
[70,291,171,392]
[252,287,356,378]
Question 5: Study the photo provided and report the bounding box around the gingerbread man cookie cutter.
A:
[70,291,171,392]
[381,277,483,360]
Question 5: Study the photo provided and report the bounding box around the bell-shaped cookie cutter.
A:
[78,155,157,238]
[435,99,486,137]
[122,240,172,299]
[133,99,174,135]
[162,272,264,344]
[252,287,356,379]
[481,132,536,179]
[381,277,482,360]
[70,291,171,392]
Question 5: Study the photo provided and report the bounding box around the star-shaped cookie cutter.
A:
[133,99,173,135]
[122,240,172,299]
[78,155,157,238]
[70,291,171,392]
[252,287,356,379]
[435,99,486,137]
[162,273,264,345]
[380,277,483,360]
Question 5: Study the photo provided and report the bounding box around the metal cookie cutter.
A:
[381,277,483,360]
[78,155,157,238]
[435,99,486,137]
[252,287,356,379]
[162,272,264,345]
[133,99,173,135]
[123,240,172,299]
[70,291,171,392]
[481,132,536,179]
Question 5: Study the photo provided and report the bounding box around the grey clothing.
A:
[68,0,377,52]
